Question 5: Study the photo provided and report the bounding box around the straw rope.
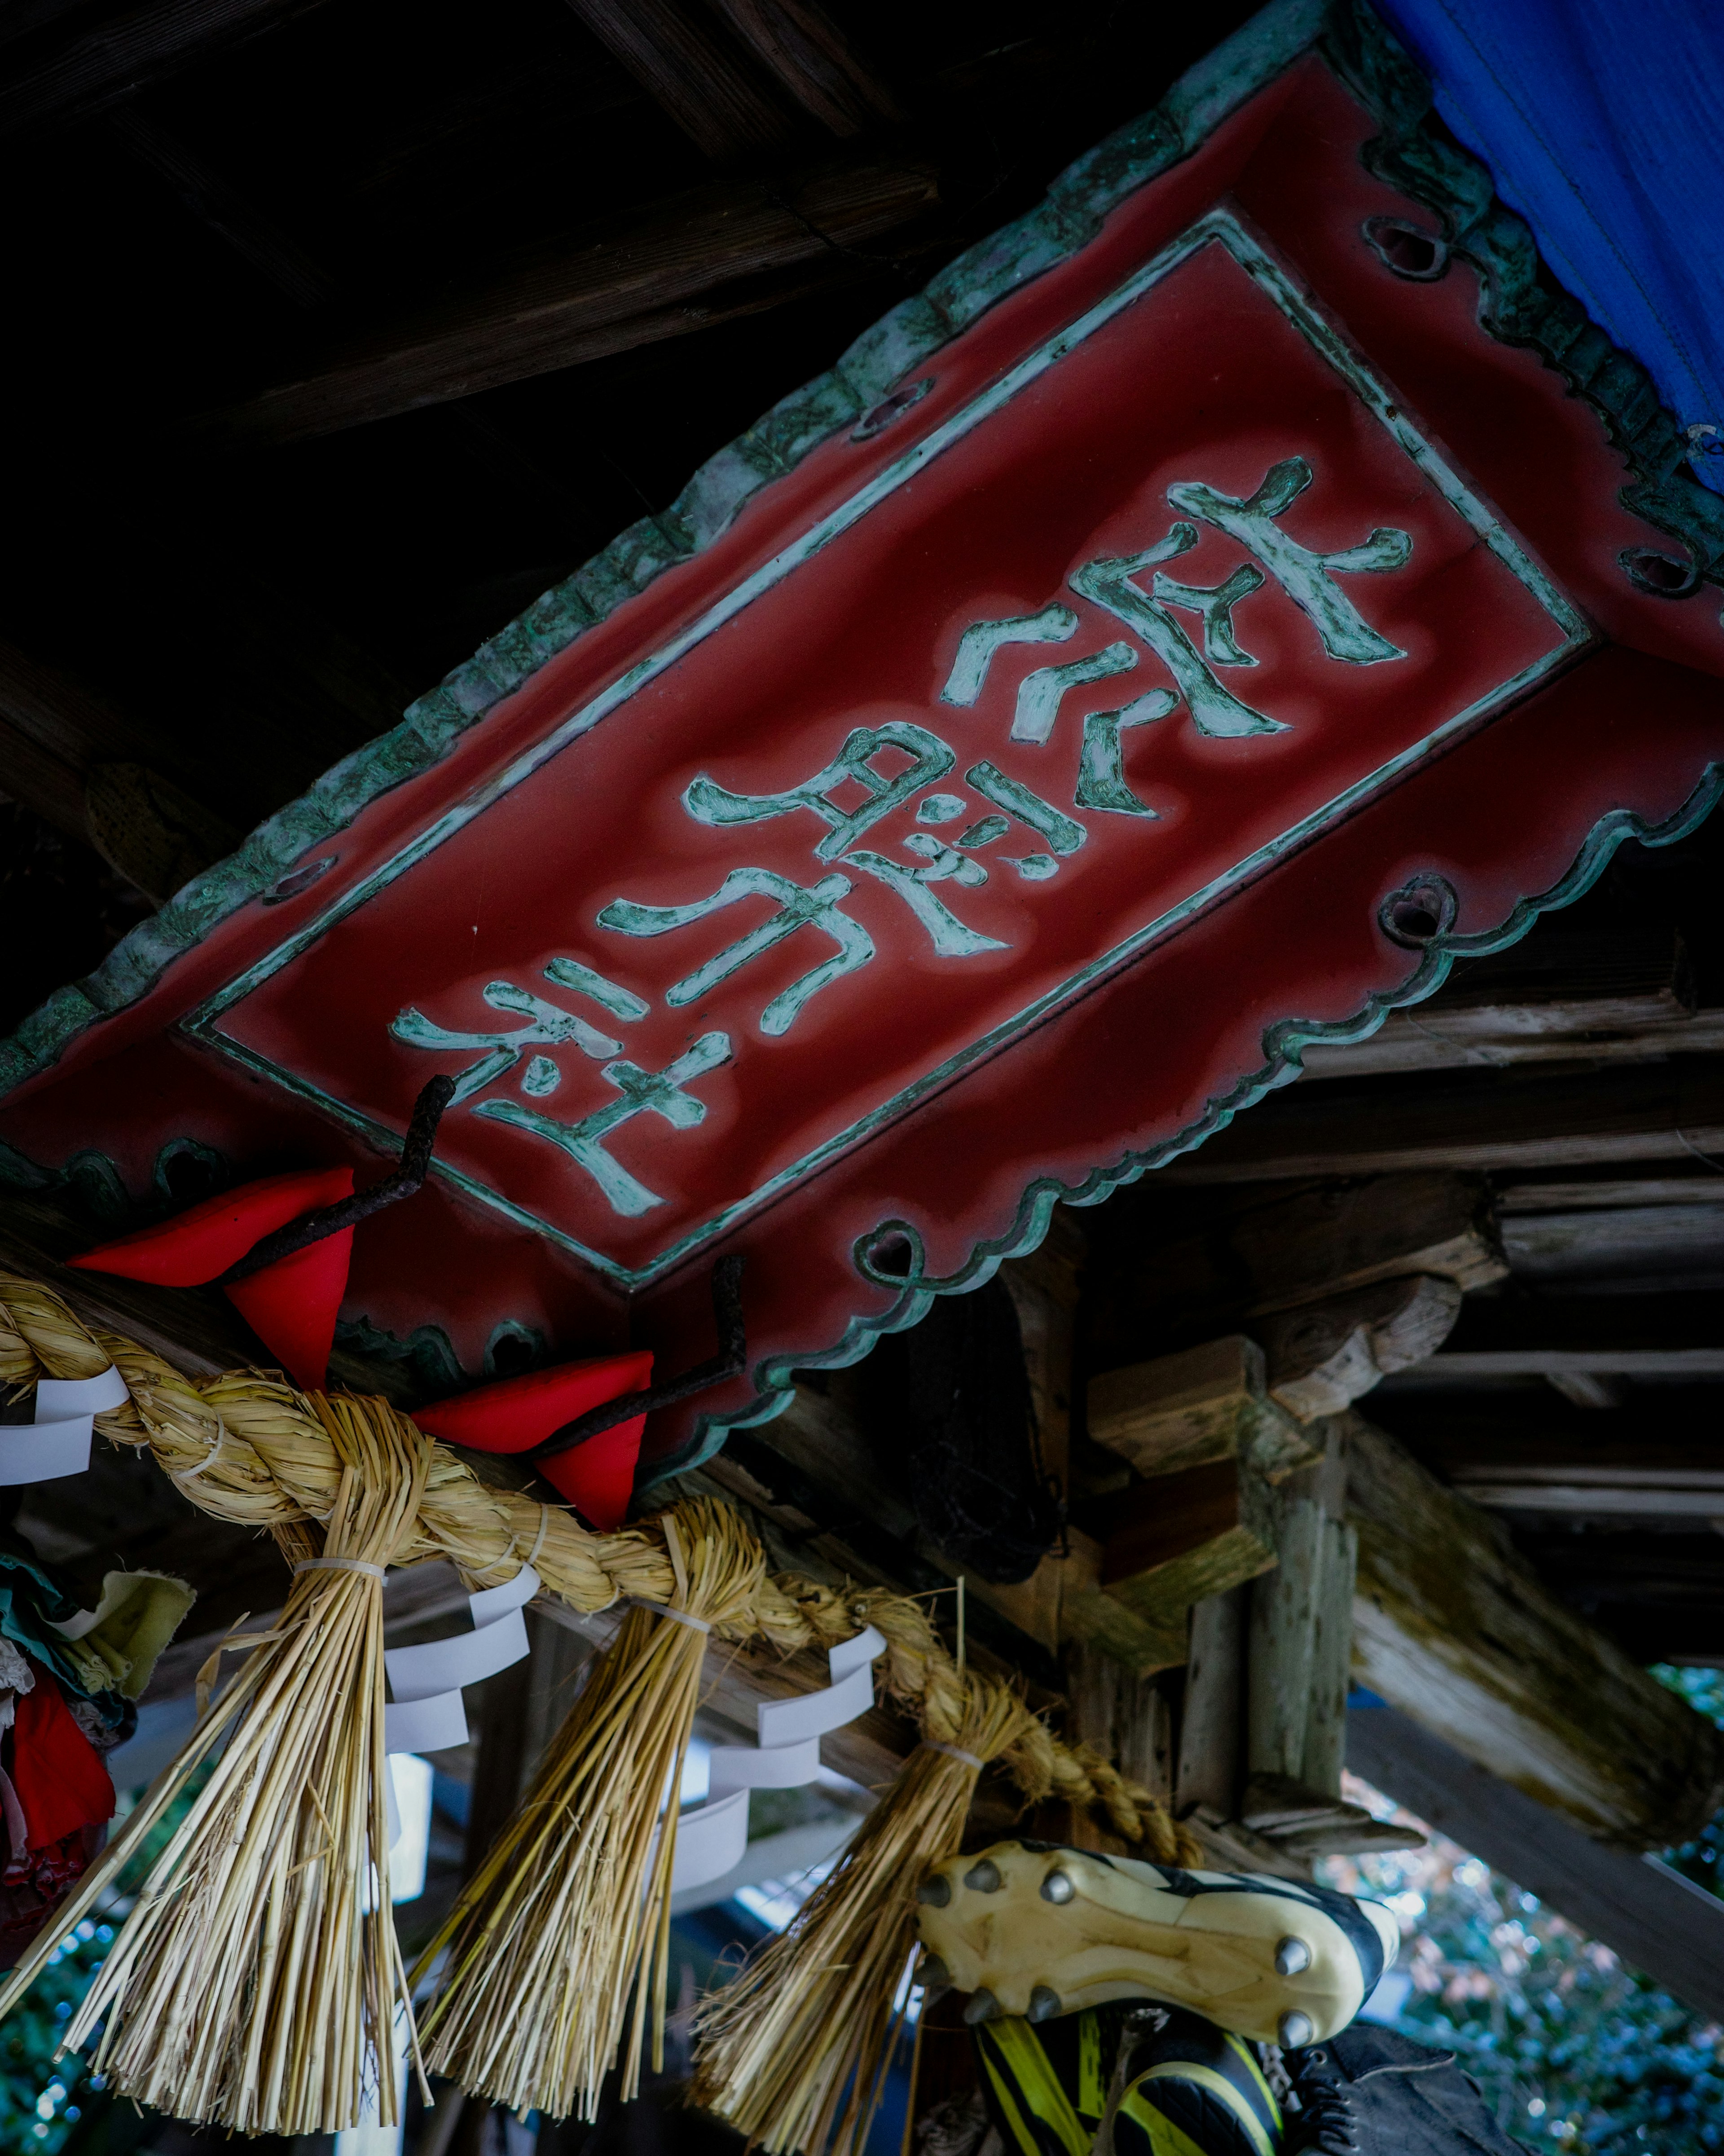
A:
[0,1271,1196,1860]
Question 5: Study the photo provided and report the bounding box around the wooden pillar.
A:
[990,1210,1083,1654]
[1246,1423,1356,1800]
[1174,1586,1247,1818]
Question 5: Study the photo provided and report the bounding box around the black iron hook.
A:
[218,1074,457,1285]
[526,1253,747,1464]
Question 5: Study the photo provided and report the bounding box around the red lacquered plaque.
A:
[4,9,1721,1474]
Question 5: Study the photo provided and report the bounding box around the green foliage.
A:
[0,1772,214,2154]
[1324,1784,1724,2154]
[0,1917,109,2153]
[1652,1666,1724,1901]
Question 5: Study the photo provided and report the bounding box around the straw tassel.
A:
[0,1270,1199,2137]
[0,1393,432,2136]
[691,1673,1030,2156]
[411,1499,762,2120]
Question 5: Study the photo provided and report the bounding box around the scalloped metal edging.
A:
[646,758,1724,1484]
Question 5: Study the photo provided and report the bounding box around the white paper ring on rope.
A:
[381,1564,539,1755]
[668,1624,886,1894]
[1,1364,129,1488]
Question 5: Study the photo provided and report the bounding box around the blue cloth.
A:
[1379,0,1724,494]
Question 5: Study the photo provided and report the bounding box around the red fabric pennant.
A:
[69,1167,355,1288]
[416,1352,653,1532]
[222,1230,354,1389]
[9,1671,114,1850]
[537,1415,649,1533]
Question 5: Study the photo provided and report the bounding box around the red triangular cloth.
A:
[416,1353,654,1532]
[70,1168,355,1389]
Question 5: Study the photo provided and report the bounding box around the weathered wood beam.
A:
[1347,1703,1724,2024]
[1500,1191,1724,1291]
[0,638,240,893]
[1257,1274,1462,1420]
[1158,1057,1724,1183]
[0,0,334,138]
[203,154,939,444]
[1087,1172,1505,1368]
[1498,1175,1724,1212]
[0,710,88,838]
[1345,1413,1724,1847]
[1100,1456,1278,1624]
[1400,1346,1724,1384]
[706,0,902,134]
[561,0,802,159]
[1299,924,1711,1079]
[107,107,334,308]
[1088,1336,1319,1479]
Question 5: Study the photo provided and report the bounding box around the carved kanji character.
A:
[1010,642,1139,745]
[1075,688,1179,815]
[391,967,648,1103]
[1166,456,1412,664]
[941,605,1079,706]
[964,761,1086,874]
[598,866,874,1036]
[844,845,1007,956]
[682,722,955,861]
[479,1033,732,1217]
[1070,537,1284,738]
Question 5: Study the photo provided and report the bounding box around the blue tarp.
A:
[1380,0,1724,494]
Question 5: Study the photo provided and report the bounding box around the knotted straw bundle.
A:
[693,1671,1028,2156]
[0,1271,1197,2138]
[413,1502,764,2116]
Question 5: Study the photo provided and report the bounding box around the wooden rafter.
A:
[202,153,940,443]
[561,0,802,160]
[1348,1704,1724,2023]
[0,0,336,138]
[707,0,903,135]
[1159,1057,1724,1182]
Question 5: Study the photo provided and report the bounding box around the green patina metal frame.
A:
[0,0,1718,1456]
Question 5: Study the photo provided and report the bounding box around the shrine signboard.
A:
[3,0,1721,1474]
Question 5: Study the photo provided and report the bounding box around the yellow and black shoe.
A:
[973,2002,1130,2156]
[1112,2008,1286,2156]
[972,2004,1284,2156]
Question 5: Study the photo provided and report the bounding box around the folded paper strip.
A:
[670,1623,886,1895]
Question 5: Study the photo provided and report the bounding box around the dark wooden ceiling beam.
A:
[1300,922,1720,1079]
[0,711,90,838]
[107,107,334,308]
[561,0,802,160]
[202,153,940,444]
[706,0,902,135]
[0,637,243,895]
[1159,1056,1724,1184]
[0,0,335,138]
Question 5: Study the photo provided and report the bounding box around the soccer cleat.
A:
[972,2004,1285,2156]
[915,1839,1397,2048]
